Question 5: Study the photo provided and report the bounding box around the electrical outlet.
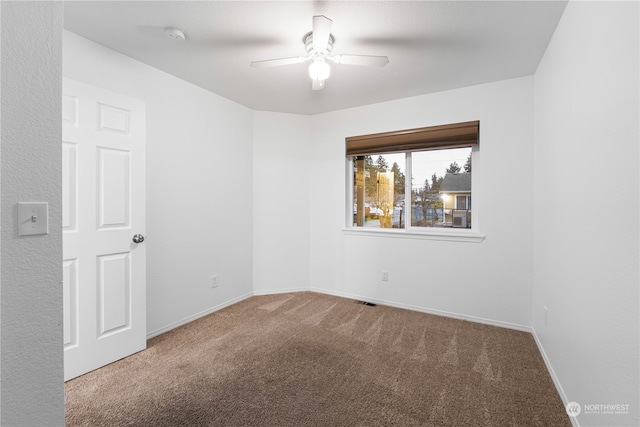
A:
[543,306,548,326]
[381,271,389,282]
[211,275,219,289]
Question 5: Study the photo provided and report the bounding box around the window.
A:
[353,153,407,228]
[347,121,478,232]
[456,195,469,210]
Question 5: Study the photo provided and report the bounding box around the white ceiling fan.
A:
[250,15,389,90]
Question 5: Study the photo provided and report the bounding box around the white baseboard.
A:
[146,291,254,339]
[253,287,309,296]
[309,287,532,333]
[531,328,578,427]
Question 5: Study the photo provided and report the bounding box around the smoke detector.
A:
[164,27,186,42]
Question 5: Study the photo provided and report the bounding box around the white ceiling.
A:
[64,1,568,115]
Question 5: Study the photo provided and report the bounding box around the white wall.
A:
[0,2,65,425]
[533,2,639,426]
[252,112,311,294]
[63,32,254,336]
[308,77,535,329]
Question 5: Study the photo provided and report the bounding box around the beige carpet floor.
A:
[66,292,571,426]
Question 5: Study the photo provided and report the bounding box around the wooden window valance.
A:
[345,120,479,156]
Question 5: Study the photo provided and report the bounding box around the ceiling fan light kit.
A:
[250,15,389,90]
[309,58,331,81]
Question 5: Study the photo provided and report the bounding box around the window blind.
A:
[345,120,479,156]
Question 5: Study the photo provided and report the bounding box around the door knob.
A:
[132,234,145,243]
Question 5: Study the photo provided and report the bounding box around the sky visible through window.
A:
[378,148,472,191]
[411,147,471,190]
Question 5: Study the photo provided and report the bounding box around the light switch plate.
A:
[18,202,49,236]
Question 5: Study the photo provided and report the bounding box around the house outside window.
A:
[440,172,472,228]
[347,121,478,233]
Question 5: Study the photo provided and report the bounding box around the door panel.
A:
[97,252,130,337]
[97,147,130,228]
[63,78,146,381]
[62,142,78,231]
[63,258,79,349]
[98,102,131,135]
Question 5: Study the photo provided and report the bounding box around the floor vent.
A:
[356,300,377,307]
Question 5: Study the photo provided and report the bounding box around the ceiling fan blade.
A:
[250,56,310,68]
[312,79,325,91]
[330,54,389,67]
[312,15,332,51]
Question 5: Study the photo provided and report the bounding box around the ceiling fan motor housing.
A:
[304,32,335,54]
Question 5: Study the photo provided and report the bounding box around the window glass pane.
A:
[411,148,472,228]
[353,153,406,228]
[456,195,466,210]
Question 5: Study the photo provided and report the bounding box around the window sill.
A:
[342,227,485,243]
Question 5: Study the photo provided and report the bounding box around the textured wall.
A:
[533,2,639,426]
[1,2,65,425]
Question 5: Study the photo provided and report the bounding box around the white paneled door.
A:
[63,78,146,381]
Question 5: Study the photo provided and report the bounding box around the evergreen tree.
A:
[390,162,405,199]
[446,161,461,173]
[430,173,443,193]
[364,156,377,203]
[375,155,389,173]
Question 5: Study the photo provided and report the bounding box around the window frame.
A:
[344,122,484,243]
